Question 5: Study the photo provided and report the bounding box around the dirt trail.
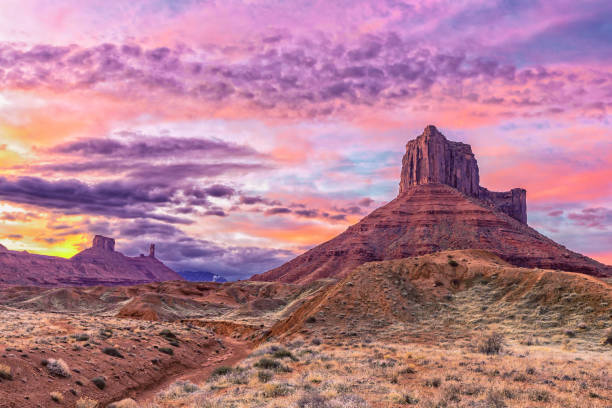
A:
[133,338,252,404]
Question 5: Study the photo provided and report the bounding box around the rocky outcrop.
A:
[478,187,527,225]
[92,235,115,251]
[251,126,611,283]
[0,236,182,286]
[399,125,527,224]
[400,125,480,196]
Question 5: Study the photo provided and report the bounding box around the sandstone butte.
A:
[251,125,612,284]
[0,235,182,286]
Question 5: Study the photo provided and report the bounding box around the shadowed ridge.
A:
[264,250,612,341]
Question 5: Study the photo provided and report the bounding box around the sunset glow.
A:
[0,0,610,279]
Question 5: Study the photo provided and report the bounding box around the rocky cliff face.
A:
[92,235,115,251]
[0,236,182,286]
[399,125,480,196]
[399,125,527,224]
[252,125,611,283]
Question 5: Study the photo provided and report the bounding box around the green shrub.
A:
[211,366,233,377]
[273,349,298,361]
[102,347,124,358]
[91,376,106,390]
[255,358,281,370]
[159,347,174,355]
[258,370,273,383]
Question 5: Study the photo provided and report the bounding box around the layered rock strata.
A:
[251,126,611,283]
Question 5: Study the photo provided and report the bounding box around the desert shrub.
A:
[46,358,71,377]
[159,347,174,355]
[521,336,539,346]
[91,376,106,390]
[258,370,273,383]
[528,389,550,402]
[0,364,12,380]
[255,358,281,370]
[297,392,330,408]
[331,394,368,408]
[263,382,294,398]
[312,338,322,345]
[425,377,442,388]
[478,332,504,355]
[486,390,507,408]
[442,384,461,402]
[159,329,177,339]
[306,316,317,323]
[76,398,99,408]
[604,328,612,345]
[273,348,298,361]
[397,393,419,405]
[75,333,90,341]
[107,399,139,408]
[513,374,528,382]
[99,328,113,338]
[211,366,233,377]
[229,369,250,384]
[448,259,459,267]
[564,329,576,338]
[398,366,416,374]
[50,391,63,403]
[102,347,124,358]
[157,381,199,400]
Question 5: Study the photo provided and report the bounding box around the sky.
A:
[0,0,610,280]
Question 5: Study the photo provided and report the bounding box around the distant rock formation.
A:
[252,125,611,283]
[0,236,182,286]
[92,235,115,251]
[399,125,527,223]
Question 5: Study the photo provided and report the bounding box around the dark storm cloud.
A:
[119,219,184,237]
[121,233,294,280]
[50,135,257,159]
[0,176,189,223]
[203,184,235,198]
[264,207,292,216]
[0,175,245,223]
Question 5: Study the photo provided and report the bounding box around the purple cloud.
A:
[567,207,612,229]
[264,207,292,216]
[1,34,605,117]
[50,135,257,159]
[0,176,188,223]
[204,184,235,198]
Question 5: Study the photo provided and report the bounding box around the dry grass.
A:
[0,363,12,380]
[50,391,64,403]
[107,398,140,408]
[149,337,612,408]
[76,397,99,408]
[46,358,71,377]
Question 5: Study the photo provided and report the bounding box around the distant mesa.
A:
[92,235,115,251]
[252,125,611,284]
[0,235,182,286]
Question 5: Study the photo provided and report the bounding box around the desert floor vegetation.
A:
[147,337,612,408]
